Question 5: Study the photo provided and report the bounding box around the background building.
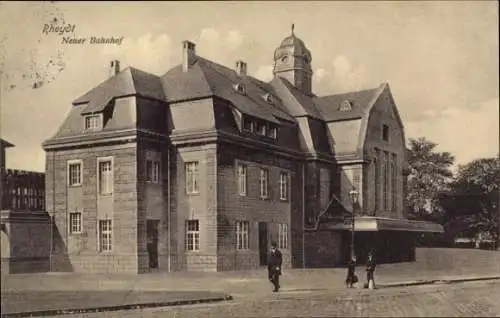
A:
[42,28,442,273]
[1,139,48,274]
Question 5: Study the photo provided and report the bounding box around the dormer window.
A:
[263,93,274,104]
[340,100,353,112]
[242,117,253,132]
[267,125,277,139]
[84,114,102,131]
[256,122,266,136]
[233,83,246,95]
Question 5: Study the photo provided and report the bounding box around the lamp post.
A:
[348,187,359,260]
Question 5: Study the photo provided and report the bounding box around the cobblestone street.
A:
[61,280,500,317]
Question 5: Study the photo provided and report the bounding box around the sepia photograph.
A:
[0,1,499,317]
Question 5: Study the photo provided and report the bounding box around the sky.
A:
[0,1,498,173]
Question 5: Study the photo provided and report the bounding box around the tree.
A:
[406,137,455,221]
[442,157,500,248]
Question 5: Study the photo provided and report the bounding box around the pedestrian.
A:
[267,242,282,292]
[345,255,358,288]
[366,251,376,290]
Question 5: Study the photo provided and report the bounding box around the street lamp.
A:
[348,187,359,260]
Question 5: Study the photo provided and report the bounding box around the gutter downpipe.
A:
[302,163,305,267]
[49,150,55,272]
[167,147,171,272]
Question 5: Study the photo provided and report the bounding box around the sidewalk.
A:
[1,248,499,316]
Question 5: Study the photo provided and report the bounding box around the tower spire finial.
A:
[291,23,295,35]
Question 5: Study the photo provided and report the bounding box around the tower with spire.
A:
[273,24,313,95]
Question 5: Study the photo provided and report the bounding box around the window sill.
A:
[260,196,270,201]
[186,192,200,196]
[185,250,201,253]
[280,198,289,202]
[99,193,113,197]
[68,184,82,188]
[236,248,251,252]
[69,232,83,236]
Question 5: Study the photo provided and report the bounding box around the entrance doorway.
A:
[147,219,159,270]
[258,222,268,266]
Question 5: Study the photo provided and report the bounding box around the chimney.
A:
[236,60,247,76]
[109,60,120,77]
[182,40,196,72]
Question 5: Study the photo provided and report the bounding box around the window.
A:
[279,171,288,200]
[84,114,102,130]
[267,126,277,139]
[237,164,247,196]
[263,93,274,104]
[68,161,82,186]
[279,223,288,249]
[382,124,389,142]
[319,168,331,208]
[69,212,82,234]
[236,221,249,250]
[242,117,253,132]
[384,151,389,210]
[233,83,246,94]
[185,220,200,251]
[98,159,113,195]
[256,122,266,136]
[185,161,199,194]
[259,168,269,199]
[374,149,380,212]
[391,154,397,211]
[340,100,353,112]
[146,160,160,183]
[98,219,112,252]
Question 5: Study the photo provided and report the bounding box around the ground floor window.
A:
[278,223,288,249]
[69,212,82,234]
[98,219,112,252]
[236,220,249,250]
[185,219,200,251]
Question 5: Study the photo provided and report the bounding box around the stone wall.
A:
[45,142,139,273]
[0,211,51,274]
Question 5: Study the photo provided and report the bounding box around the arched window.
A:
[339,100,352,112]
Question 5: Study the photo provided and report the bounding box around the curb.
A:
[379,276,500,289]
[1,294,233,318]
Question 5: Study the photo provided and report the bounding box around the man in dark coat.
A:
[345,255,357,288]
[366,251,376,289]
[267,242,282,292]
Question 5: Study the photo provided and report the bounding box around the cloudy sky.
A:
[0,1,498,172]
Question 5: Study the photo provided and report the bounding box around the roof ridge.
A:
[317,85,382,99]
[127,66,162,78]
[197,58,217,94]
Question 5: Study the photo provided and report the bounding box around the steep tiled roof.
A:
[161,57,295,123]
[315,85,383,122]
[73,67,165,114]
[270,77,323,120]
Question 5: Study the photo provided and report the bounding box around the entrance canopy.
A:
[320,216,444,233]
